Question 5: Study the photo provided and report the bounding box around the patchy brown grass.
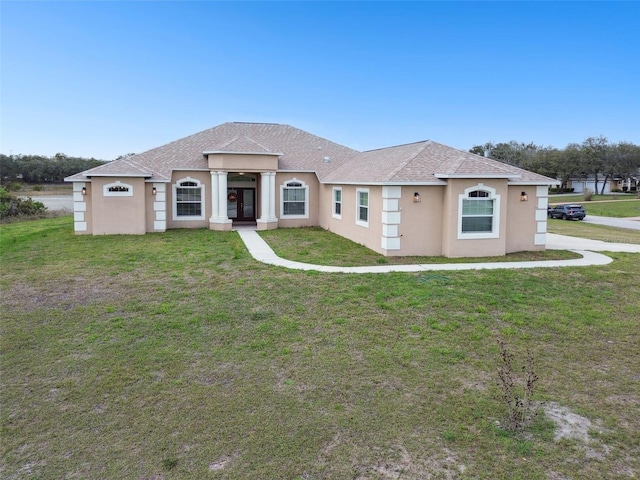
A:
[2,217,639,479]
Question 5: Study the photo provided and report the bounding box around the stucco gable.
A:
[65,157,165,182]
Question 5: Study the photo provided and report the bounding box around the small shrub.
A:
[3,182,23,192]
[0,187,48,219]
[32,184,44,191]
[582,188,594,201]
[496,338,538,431]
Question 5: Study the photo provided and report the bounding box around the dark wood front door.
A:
[227,188,256,222]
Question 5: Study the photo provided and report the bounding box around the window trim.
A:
[356,188,369,227]
[457,184,500,239]
[280,178,309,219]
[332,187,342,220]
[172,177,205,221]
[103,181,133,197]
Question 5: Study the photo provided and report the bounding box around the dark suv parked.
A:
[548,204,586,220]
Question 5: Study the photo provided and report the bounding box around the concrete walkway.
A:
[236,229,640,273]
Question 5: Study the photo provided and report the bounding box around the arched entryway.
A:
[227,173,257,223]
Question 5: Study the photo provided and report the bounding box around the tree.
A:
[581,136,610,194]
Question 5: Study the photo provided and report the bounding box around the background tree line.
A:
[470,136,640,193]
[0,153,107,185]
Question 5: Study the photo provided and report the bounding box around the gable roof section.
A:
[322,140,557,185]
[323,141,445,184]
[204,135,280,155]
[65,157,160,181]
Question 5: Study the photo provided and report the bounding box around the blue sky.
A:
[1,1,639,160]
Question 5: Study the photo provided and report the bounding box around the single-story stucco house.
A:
[65,122,559,258]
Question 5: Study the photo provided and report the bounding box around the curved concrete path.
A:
[236,229,638,273]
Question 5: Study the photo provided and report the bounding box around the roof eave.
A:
[203,150,282,156]
[321,180,448,186]
[435,174,520,179]
[509,180,561,186]
[81,173,152,178]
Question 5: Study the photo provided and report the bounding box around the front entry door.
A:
[227,188,256,222]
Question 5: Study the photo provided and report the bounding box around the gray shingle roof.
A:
[66,122,558,186]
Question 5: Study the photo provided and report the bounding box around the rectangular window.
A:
[173,178,205,220]
[461,198,494,233]
[458,186,500,239]
[283,187,305,215]
[176,187,202,216]
[333,188,342,219]
[356,188,369,227]
[281,179,309,218]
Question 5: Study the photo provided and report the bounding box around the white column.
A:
[210,171,219,221]
[260,172,270,221]
[268,172,277,220]
[217,171,229,220]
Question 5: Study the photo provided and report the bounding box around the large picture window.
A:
[280,179,308,218]
[458,185,500,239]
[356,188,369,227]
[173,178,205,220]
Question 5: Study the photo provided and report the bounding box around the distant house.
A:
[568,175,615,194]
[66,122,559,258]
[568,173,638,194]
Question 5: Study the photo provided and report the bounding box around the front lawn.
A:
[2,217,639,479]
[260,227,580,267]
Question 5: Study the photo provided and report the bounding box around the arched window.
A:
[173,178,205,220]
[103,181,133,197]
[458,185,500,239]
[280,179,309,218]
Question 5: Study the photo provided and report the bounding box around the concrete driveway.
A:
[581,215,640,230]
[546,233,640,253]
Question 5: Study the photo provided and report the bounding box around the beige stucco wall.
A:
[442,179,509,258]
[90,177,147,235]
[166,171,211,230]
[319,184,384,254]
[275,172,320,228]
[208,154,278,172]
[505,187,541,253]
[394,186,445,256]
[320,185,445,257]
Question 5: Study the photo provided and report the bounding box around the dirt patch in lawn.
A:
[543,402,613,462]
[1,278,131,313]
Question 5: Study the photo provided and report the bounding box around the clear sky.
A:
[1,1,638,160]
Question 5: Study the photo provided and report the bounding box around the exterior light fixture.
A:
[520,192,528,202]
[413,192,421,203]
[152,187,157,195]
[81,187,87,195]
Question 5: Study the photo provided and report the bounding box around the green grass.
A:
[549,193,638,204]
[260,227,580,267]
[548,220,640,244]
[2,216,639,479]
[578,200,640,218]
[550,196,640,218]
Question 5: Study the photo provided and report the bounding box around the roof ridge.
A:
[120,157,153,174]
[384,141,432,180]
[362,139,430,154]
[242,136,272,152]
